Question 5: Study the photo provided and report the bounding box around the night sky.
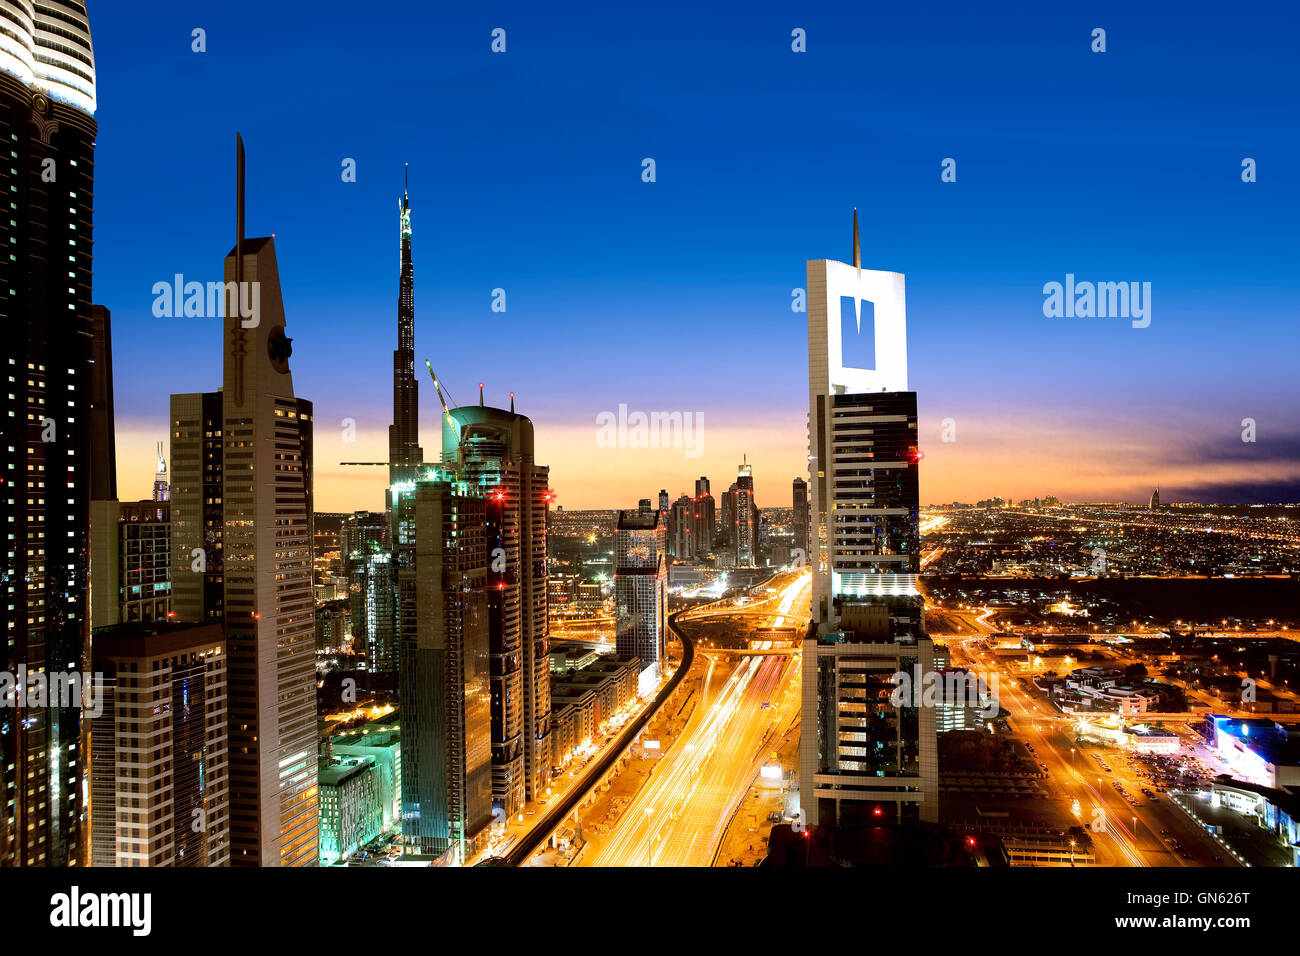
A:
[89,1,1300,510]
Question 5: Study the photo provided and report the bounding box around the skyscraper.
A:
[218,137,318,866]
[0,0,98,866]
[396,475,492,861]
[799,211,937,828]
[729,459,758,568]
[614,510,666,691]
[668,493,695,561]
[388,170,422,500]
[90,622,229,866]
[792,476,810,557]
[693,477,716,557]
[439,398,553,814]
[168,391,224,624]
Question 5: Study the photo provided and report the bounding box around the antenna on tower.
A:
[852,207,860,271]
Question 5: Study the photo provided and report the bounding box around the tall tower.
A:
[221,136,318,866]
[388,168,422,497]
[792,476,809,556]
[730,458,758,568]
[0,0,98,866]
[440,402,553,813]
[799,211,936,828]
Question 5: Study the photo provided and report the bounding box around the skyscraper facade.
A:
[668,493,695,561]
[396,475,492,861]
[90,622,229,866]
[0,0,98,866]
[218,139,318,866]
[799,213,937,828]
[168,391,224,624]
[729,460,758,568]
[693,476,716,556]
[440,402,553,812]
[792,476,810,557]
[614,510,667,686]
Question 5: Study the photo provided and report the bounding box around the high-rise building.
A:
[90,498,171,627]
[637,498,653,515]
[387,169,422,505]
[614,510,667,690]
[792,476,810,557]
[352,551,397,677]
[728,459,758,568]
[799,211,937,828]
[693,477,716,558]
[439,400,553,814]
[668,493,695,561]
[90,622,229,866]
[396,475,493,861]
[183,137,317,866]
[168,391,224,624]
[1149,486,1160,510]
[0,0,98,866]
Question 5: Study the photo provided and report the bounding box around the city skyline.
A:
[5,0,1300,912]
[88,2,1299,512]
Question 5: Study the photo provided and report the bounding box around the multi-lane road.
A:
[580,571,810,867]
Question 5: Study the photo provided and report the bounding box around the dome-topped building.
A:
[0,0,96,114]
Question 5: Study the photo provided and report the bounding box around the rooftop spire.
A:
[510,391,515,413]
[479,382,485,407]
[852,207,860,270]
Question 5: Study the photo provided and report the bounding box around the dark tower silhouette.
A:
[389,167,423,493]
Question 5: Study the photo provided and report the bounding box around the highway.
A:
[582,571,810,867]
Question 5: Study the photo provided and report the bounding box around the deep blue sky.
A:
[89,1,1300,508]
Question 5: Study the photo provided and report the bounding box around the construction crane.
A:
[338,362,459,468]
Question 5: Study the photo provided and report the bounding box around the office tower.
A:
[168,391,224,623]
[352,551,397,676]
[0,0,97,866]
[730,459,758,568]
[800,211,936,828]
[396,476,492,861]
[692,477,716,556]
[614,510,667,690]
[88,306,115,501]
[668,493,695,561]
[219,137,317,866]
[658,489,669,520]
[1149,487,1160,510]
[90,497,171,628]
[341,510,388,578]
[90,622,229,866]
[637,498,652,515]
[440,400,552,814]
[792,476,810,556]
[152,443,170,502]
[388,170,422,503]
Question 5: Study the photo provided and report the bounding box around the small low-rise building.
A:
[319,754,385,865]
